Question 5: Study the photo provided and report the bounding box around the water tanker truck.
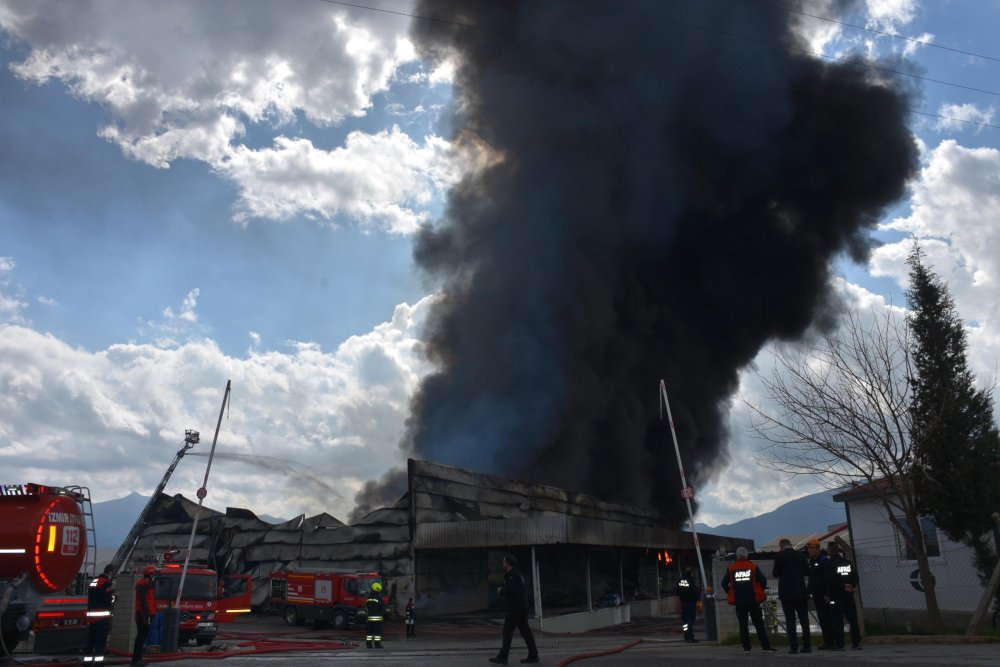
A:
[0,483,94,655]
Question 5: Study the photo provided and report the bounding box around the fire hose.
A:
[555,638,642,667]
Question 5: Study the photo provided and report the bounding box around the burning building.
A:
[126,458,750,626]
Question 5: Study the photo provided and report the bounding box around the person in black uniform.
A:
[806,538,834,649]
[405,597,416,638]
[824,541,861,650]
[365,582,386,649]
[83,564,115,664]
[489,554,539,665]
[677,568,700,643]
[773,538,811,654]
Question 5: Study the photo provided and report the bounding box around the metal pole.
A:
[176,380,231,608]
[531,546,543,627]
[586,547,593,612]
[659,380,709,600]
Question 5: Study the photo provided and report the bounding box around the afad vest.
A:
[727,561,766,605]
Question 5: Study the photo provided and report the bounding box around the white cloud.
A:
[871,138,1000,382]
[222,127,465,233]
[865,0,919,31]
[0,296,436,520]
[0,256,28,324]
[0,0,465,231]
[934,103,996,133]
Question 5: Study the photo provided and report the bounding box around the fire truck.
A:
[147,562,252,645]
[268,570,388,630]
[0,483,96,656]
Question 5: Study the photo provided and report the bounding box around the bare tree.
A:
[744,306,945,633]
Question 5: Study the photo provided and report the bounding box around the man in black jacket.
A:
[489,555,539,665]
[677,568,700,643]
[824,541,861,650]
[773,538,811,654]
[806,539,833,649]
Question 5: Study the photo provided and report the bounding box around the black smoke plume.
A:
[403,0,918,523]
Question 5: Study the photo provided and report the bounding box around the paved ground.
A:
[7,614,998,666]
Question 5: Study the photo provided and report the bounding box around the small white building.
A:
[834,483,990,630]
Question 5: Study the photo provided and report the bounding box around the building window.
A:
[897,517,941,561]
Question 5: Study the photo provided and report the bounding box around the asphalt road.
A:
[10,614,998,666]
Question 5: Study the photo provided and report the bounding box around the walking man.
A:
[83,564,115,664]
[677,568,700,643]
[806,538,834,649]
[773,538,811,654]
[721,547,776,654]
[489,554,539,665]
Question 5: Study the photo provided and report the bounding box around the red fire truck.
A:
[148,563,252,645]
[0,483,94,655]
[268,570,388,630]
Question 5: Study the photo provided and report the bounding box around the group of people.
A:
[721,539,861,653]
[80,562,157,666]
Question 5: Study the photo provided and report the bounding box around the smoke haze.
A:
[399,0,917,522]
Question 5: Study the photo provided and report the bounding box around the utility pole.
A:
[659,381,709,599]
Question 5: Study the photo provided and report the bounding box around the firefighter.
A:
[365,582,386,649]
[773,538,811,654]
[132,565,157,667]
[824,541,861,650]
[676,568,700,643]
[405,597,416,638]
[721,547,776,654]
[83,564,115,664]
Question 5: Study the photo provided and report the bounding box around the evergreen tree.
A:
[907,244,1000,582]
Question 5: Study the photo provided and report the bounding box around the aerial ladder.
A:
[109,430,200,575]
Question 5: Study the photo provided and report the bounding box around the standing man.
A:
[721,547,776,654]
[365,582,386,649]
[677,568,700,643]
[824,541,862,650]
[772,538,811,654]
[806,538,833,650]
[489,554,539,665]
[132,565,157,667]
[83,564,115,664]
[405,597,416,638]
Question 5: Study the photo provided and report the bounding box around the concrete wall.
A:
[535,605,631,633]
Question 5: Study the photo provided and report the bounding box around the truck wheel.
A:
[332,610,347,631]
[196,636,213,646]
[284,606,303,626]
[1,629,19,654]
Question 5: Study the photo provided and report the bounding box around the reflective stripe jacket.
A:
[676,576,700,605]
[365,596,386,622]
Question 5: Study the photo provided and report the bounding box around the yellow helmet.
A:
[371,582,383,593]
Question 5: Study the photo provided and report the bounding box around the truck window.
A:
[343,579,358,595]
[156,573,218,601]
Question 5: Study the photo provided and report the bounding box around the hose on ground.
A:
[555,638,642,667]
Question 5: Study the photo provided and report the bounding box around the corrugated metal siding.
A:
[414,515,752,551]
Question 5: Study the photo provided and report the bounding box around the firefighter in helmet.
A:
[83,564,115,663]
[365,582,386,649]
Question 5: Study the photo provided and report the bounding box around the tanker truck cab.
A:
[0,483,94,655]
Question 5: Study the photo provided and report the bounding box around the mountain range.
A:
[696,488,848,547]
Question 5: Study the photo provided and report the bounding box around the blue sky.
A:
[1,0,999,527]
